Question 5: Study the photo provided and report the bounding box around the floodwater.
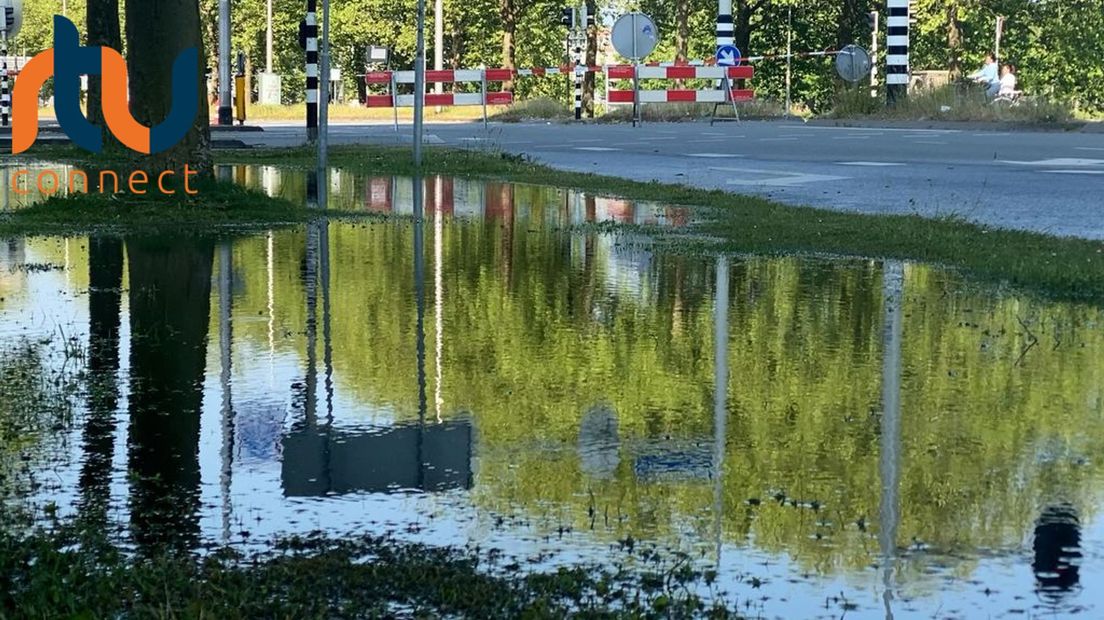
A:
[2,165,1104,618]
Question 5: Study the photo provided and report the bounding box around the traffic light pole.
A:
[218,0,232,125]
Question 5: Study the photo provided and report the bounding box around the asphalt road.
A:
[229,120,1104,240]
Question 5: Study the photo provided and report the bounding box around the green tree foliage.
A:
[7,1,1104,112]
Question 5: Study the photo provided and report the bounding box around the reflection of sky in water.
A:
[2,178,1104,618]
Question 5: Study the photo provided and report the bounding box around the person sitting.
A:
[968,53,1001,98]
[998,63,1020,98]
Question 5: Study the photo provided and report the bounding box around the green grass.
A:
[830,84,1077,125]
[0,173,380,236]
[0,524,737,619]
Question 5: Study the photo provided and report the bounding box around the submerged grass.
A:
[0,175,379,236]
[223,145,1104,303]
[0,524,738,619]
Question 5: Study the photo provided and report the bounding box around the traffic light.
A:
[560,7,575,28]
[867,11,878,31]
[585,11,595,28]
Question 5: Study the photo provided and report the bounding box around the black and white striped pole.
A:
[1,0,21,130]
[1,26,9,129]
[305,0,319,143]
[885,0,909,104]
[574,4,586,121]
[716,0,733,51]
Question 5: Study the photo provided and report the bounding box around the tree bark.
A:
[675,0,691,63]
[836,0,866,51]
[500,0,517,91]
[946,1,964,78]
[124,0,211,173]
[86,0,122,145]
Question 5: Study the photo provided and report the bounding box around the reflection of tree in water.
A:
[78,237,124,527]
[1033,503,1082,599]
[126,236,214,553]
[578,406,620,480]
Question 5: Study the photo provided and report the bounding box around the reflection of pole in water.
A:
[218,242,235,543]
[267,232,275,387]
[304,219,320,426]
[712,256,730,563]
[434,185,444,423]
[413,176,428,488]
[321,220,334,424]
[879,260,904,620]
[1034,503,1082,599]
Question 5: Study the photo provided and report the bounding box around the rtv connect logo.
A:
[13,15,198,155]
[8,15,202,197]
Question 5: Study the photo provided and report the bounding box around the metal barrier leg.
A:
[391,74,399,132]
[481,70,489,130]
[632,64,640,128]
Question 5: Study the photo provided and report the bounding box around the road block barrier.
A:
[604,65,755,119]
[363,68,514,128]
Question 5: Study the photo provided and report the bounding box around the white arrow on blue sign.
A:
[716,45,742,67]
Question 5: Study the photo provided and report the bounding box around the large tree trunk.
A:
[126,236,215,554]
[836,0,866,51]
[125,0,211,173]
[946,1,965,78]
[675,0,691,63]
[86,0,122,146]
[500,0,517,91]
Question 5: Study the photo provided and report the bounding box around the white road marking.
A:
[1044,170,1104,175]
[710,167,849,187]
[1075,147,1104,152]
[569,138,605,143]
[574,146,620,152]
[914,140,948,145]
[837,161,905,167]
[688,153,743,158]
[759,137,799,142]
[793,125,960,134]
[833,136,871,140]
[1000,158,1104,167]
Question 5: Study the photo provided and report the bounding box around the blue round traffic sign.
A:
[716,45,742,67]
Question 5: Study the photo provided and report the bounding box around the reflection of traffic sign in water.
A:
[281,420,473,496]
[836,44,872,84]
[611,12,659,60]
[716,45,742,67]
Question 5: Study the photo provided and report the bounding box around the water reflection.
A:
[2,173,1104,617]
[125,235,214,552]
[1034,503,1082,598]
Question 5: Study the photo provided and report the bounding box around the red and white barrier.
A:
[605,65,756,108]
[363,68,515,128]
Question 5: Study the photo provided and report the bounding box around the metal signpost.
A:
[610,12,658,127]
[414,0,426,166]
[712,44,742,124]
[1,0,22,129]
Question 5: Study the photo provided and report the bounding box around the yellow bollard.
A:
[234,75,247,125]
